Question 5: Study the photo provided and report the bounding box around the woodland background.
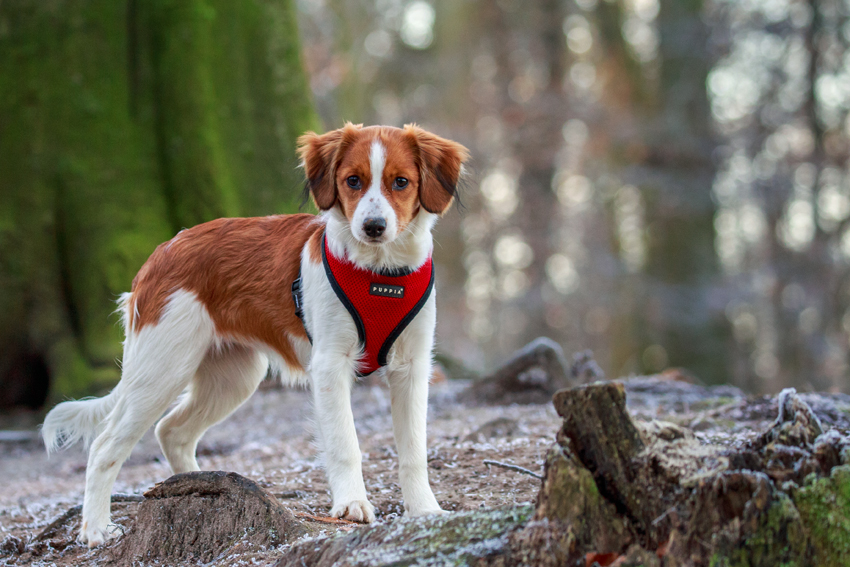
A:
[3,0,850,410]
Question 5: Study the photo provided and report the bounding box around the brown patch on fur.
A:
[307,228,324,264]
[403,124,470,215]
[375,131,422,233]
[129,214,325,371]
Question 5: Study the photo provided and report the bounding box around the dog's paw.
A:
[78,521,121,548]
[406,506,447,518]
[331,499,376,523]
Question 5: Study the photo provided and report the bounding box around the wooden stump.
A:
[529,383,850,566]
[459,337,573,405]
[111,471,312,563]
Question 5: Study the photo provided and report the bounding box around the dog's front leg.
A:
[311,351,375,523]
[387,354,443,516]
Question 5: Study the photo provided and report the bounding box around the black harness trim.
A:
[291,270,312,344]
[376,263,434,367]
[321,235,368,351]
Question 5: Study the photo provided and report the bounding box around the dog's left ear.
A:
[404,124,470,216]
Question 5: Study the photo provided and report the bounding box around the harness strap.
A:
[291,271,312,344]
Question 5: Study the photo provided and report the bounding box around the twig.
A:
[651,506,677,526]
[35,494,144,541]
[483,460,544,480]
[293,511,359,525]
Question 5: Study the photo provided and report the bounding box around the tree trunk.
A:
[0,0,318,407]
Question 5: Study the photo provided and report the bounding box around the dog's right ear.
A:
[297,123,363,211]
[297,129,343,210]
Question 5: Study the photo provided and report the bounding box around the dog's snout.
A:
[363,217,386,238]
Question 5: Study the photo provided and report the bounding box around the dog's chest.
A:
[297,235,434,376]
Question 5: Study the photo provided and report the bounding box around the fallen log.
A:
[274,381,850,566]
[277,506,534,567]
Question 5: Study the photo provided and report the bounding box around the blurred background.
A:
[3,0,850,412]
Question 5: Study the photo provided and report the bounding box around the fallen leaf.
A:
[585,552,621,567]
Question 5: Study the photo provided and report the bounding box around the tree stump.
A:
[459,337,573,405]
[528,383,850,566]
[111,471,312,564]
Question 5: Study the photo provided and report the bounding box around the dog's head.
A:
[298,123,469,245]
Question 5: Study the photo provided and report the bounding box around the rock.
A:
[463,417,519,442]
[459,338,573,405]
[111,471,312,563]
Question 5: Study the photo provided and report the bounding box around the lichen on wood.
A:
[278,506,534,567]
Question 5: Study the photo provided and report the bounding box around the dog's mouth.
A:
[359,234,390,246]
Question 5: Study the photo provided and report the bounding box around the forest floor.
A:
[0,379,558,566]
[2,370,849,566]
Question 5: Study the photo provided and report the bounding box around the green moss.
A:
[536,444,631,553]
[0,0,317,402]
[690,396,737,411]
[723,492,806,567]
[794,465,850,567]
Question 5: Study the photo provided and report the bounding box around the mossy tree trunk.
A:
[0,0,318,408]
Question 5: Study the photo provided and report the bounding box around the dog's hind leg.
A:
[79,290,215,547]
[155,343,268,474]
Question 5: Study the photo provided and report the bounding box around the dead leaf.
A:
[585,552,621,567]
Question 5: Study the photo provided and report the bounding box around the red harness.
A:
[293,235,434,376]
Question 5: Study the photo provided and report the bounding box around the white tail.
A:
[41,293,134,455]
[41,385,124,454]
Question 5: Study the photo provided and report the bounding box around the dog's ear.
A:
[297,123,363,211]
[404,124,470,216]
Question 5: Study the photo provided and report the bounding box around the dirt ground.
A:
[6,371,847,566]
[0,379,560,566]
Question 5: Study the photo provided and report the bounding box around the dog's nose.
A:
[363,217,386,238]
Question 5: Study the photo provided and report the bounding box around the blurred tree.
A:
[0,0,318,408]
[708,0,850,392]
[295,0,731,382]
[607,0,730,382]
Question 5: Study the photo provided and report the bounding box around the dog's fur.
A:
[41,123,469,546]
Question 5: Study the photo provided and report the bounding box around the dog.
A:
[41,123,469,547]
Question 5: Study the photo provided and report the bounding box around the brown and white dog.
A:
[42,123,469,546]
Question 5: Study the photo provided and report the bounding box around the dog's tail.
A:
[42,293,135,455]
[41,386,124,454]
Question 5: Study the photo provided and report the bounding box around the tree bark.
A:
[0,0,318,406]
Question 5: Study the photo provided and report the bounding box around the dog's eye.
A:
[346,176,361,189]
[393,177,409,190]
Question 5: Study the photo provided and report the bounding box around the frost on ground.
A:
[3,372,850,566]
[0,379,559,566]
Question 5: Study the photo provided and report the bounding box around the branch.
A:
[483,459,544,480]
